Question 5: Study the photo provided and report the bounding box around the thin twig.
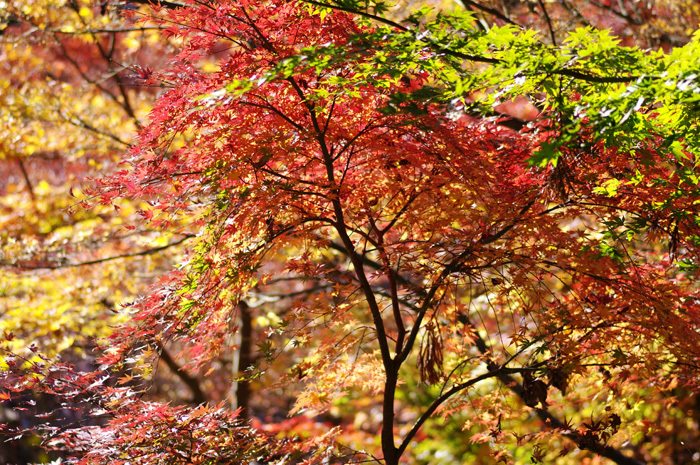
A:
[16,158,36,202]
[460,0,519,26]
[2,235,194,270]
[537,0,557,45]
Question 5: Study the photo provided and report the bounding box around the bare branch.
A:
[157,344,207,405]
[1,235,194,270]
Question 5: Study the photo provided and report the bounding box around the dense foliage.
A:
[2,0,700,464]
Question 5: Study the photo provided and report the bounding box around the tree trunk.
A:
[230,301,253,418]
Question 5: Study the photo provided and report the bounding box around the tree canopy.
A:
[1,0,700,464]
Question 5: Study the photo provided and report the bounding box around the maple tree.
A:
[2,0,700,464]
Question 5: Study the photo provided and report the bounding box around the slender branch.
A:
[369,216,406,355]
[51,26,168,35]
[396,235,498,367]
[53,32,127,116]
[559,0,592,27]
[92,32,143,131]
[459,0,519,26]
[97,298,207,405]
[584,0,643,25]
[397,365,529,456]
[286,73,393,363]
[240,98,307,132]
[537,0,557,46]
[379,190,420,236]
[459,314,645,465]
[300,0,640,84]
[1,235,193,269]
[532,406,643,465]
[330,241,646,465]
[16,158,36,202]
[126,0,186,9]
[301,0,410,32]
[68,0,143,133]
[459,1,490,33]
[59,111,133,147]
[157,344,207,404]
[479,198,537,245]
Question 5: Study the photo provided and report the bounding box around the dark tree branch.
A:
[125,0,186,9]
[97,298,207,405]
[397,364,535,456]
[64,1,143,132]
[458,314,645,465]
[329,240,646,465]
[537,0,557,45]
[92,32,143,131]
[156,344,207,405]
[300,0,640,84]
[459,0,519,26]
[460,1,490,33]
[118,0,643,85]
[584,0,643,25]
[59,110,133,147]
[16,158,36,202]
[51,26,168,34]
[301,0,411,32]
[1,235,194,269]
